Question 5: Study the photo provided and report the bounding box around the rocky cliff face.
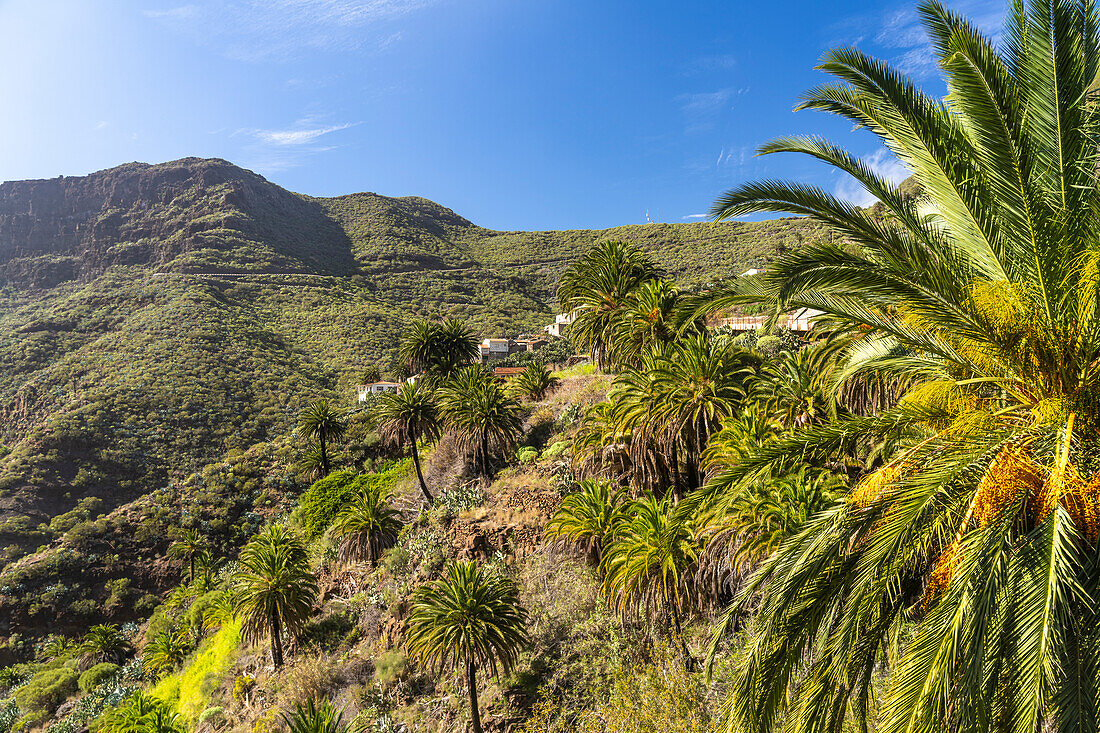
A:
[0,158,358,285]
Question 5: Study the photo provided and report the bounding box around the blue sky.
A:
[0,0,1002,231]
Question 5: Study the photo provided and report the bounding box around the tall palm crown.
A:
[405,561,528,733]
[234,523,317,670]
[556,240,660,371]
[610,278,682,368]
[168,528,207,585]
[649,335,758,491]
[399,318,480,383]
[699,2,1100,731]
[373,382,442,503]
[299,400,347,478]
[437,367,524,480]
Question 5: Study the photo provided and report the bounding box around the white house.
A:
[478,338,513,363]
[357,381,402,403]
[741,267,767,277]
[543,310,578,338]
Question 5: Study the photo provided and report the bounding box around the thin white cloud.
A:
[682,213,708,220]
[142,5,199,20]
[254,122,353,145]
[835,148,910,207]
[826,0,1004,78]
[142,0,437,61]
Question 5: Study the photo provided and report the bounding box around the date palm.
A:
[142,626,191,679]
[545,479,630,564]
[557,240,660,371]
[331,482,402,566]
[400,318,479,383]
[79,624,132,669]
[609,278,682,368]
[373,381,441,503]
[438,367,524,480]
[650,335,758,492]
[101,691,184,733]
[506,363,561,402]
[168,528,207,585]
[405,561,528,733]
[696,2,1100,730]
[600,493,699,667]
[234,523,317,670]
[299,400,347,478]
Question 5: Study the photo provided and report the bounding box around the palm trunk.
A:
[319,433,329,477]
[270,610,284,669]
[670,441,683,502]
[467,658,482,733]
[480,434,489,480]
[411,440,434,504]
[668,599,692,671]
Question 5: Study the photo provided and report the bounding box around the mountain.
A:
[0,158,834,640]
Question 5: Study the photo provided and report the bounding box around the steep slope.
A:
[0,158,832,641]
[0,158,359,285]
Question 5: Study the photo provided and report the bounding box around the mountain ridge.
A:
[0,156,836,639]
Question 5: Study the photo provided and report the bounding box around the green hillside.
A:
[0,157,827,640]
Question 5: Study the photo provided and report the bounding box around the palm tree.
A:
[545,479,630,565]
[557,240,660,371]
[696,2,1100,730]
[79,624,132,669]
[399,318,480,383]
[101,691,184,733]
[609,278,682,368]
[168,528,207,584]
[234,524,318,670]
[506,363,561,402]
[650,335,758,492]
[142,626,191,679]
[438,367,524,480]
[299,400,347,478]
[600,493,698,667]
[753,346,834,429]
[281,699,348,733]
[331,483,402,566]
[405,561,528,733]
[372,382,441,503]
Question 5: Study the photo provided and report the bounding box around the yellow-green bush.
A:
[151,618,240,724]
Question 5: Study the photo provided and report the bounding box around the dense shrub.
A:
[294,462,408,539]
[374,651,408,687]
[78,662,119,693]
[14,665,78,715]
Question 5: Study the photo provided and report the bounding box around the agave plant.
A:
[281,699,348,733]
[693,1,1100,730]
